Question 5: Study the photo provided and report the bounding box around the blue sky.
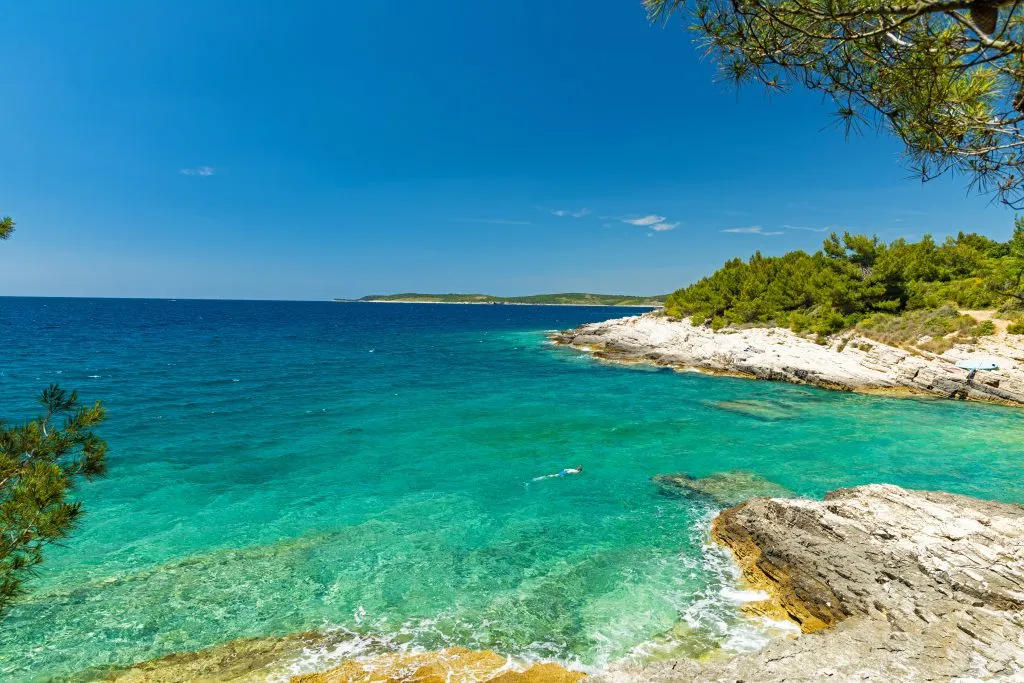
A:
[0,1,1016,299]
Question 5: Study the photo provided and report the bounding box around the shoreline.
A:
[338,299,661,307]
[551,312,1024,407]
[94,482,1024,682]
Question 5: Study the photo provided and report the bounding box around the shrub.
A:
[1008,320,1024,335]
[972,320,996,336]
[856,306,974,347]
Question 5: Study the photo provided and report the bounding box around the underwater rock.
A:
[706,399,795,421]
[291,647,585,683]
[79,630,345,682]
[654,471,793,507]
[83,638,584,683]
[598,484,1024,681]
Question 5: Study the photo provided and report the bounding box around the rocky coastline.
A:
[597,483,1024,681]
[551,312,1024,406]
[87,479,1024,682]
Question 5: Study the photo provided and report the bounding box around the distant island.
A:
[335,292,665,306]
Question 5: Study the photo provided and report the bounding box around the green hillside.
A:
[664,225,1024,340]
[341,292,664,306]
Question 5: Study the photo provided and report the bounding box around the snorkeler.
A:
[531,464,583,482]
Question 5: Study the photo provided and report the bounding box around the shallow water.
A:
[1,299,1023,680]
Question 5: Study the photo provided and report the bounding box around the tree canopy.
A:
[0,217,108,615]
[664,223,1024,334]
[647,0,1024,206]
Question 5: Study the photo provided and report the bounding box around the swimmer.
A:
[531,464,583,482]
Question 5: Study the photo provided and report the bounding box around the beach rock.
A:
[654,471,793,507]
[291,647,585,683]
[596,484,1024,681]
[552,313,1024,406]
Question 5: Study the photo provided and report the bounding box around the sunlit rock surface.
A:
[553,313,1024,406]
[597,484,1024,681]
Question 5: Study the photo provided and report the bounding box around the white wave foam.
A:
[621,502,791,667]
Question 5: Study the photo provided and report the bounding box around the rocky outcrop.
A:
[598,484,1024,681]
[552,313,1024,406]
[654,471,793,507]
[291,647,585,683]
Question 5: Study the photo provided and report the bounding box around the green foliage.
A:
[647,0,1024,206]
[665,230,1024,339]
[973,320,997,336]
[857,306,976,347]
[0,216,13,240]
[1008,320,1024,334]
[0,385,108,614]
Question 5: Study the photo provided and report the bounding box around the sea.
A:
[1,298,1023,681]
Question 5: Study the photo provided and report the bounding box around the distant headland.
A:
[334,292,665,306]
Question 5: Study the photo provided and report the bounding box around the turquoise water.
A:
[2,299,1024,681]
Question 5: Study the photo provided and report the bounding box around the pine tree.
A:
[647,0,1024,206]
[0,216,108,615]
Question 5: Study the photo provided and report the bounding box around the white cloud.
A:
[721,225,783,235]
[551,208,591,218]
[606,213,679,232]
[180,166,215,177]
[454,218,532,225]
[783,224,830,233]
[621,214,666,226]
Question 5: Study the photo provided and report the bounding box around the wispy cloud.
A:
[454,218,533,226]
[179,166,216,177]
[783,224,830,233]
[550,208,591,218]
[621,214,666,226]
[608,214,680,232]
[722,225,783,236]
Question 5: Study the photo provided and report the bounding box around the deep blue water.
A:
[1,298,1023,681]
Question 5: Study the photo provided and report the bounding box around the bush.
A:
[972,320,996,336]
[1008,320,1024,335]
[856,306,974,347]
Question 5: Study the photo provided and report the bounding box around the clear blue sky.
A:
[0,1,1015,300]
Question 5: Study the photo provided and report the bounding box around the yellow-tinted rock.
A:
[711,505,837,633]
[83,630,332,682]
[489,662,586,682]
[291,648,584,683]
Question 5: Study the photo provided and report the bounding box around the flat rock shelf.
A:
[553,313,1024,406]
